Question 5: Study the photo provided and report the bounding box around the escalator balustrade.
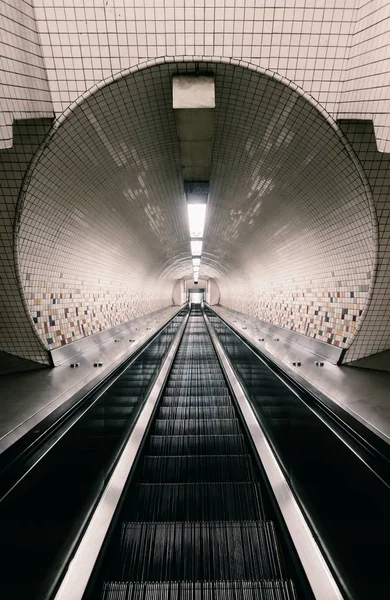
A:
[0,313,184,600]
[206,307,390,600]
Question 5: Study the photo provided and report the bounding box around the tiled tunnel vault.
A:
[15,59,376,358]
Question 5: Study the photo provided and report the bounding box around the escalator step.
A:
[102,580,297,599]
[168,373,225,380]
[117,521,284,581]
[139,455,254,483]
[122,482,265,521]
[146,434,247,455]
[90,311,299,600]
[161,396,231,407]
[163,387,229,396]
[157,407,236,420]
[153,419,241,435]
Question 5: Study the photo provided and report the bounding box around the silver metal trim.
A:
[203,311,344,600]
[207,304,390,446]
[0,306,185,455]
[207,303,342,363]
[50,305,186,366]
[53,311,189,600]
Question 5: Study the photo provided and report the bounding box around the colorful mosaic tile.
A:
[218,283,369,349]
[25,287,173,351]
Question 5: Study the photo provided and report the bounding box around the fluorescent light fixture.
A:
[188,204,206,238]
[191,240,203,256]
[192,257,201,268]
[193,269,199,278]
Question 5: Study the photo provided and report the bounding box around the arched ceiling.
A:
[17,59,375,351]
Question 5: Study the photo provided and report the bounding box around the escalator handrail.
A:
[51,309,190,600]
[204,304,390,490]
[203,309,344,600]
[0,305,188,504]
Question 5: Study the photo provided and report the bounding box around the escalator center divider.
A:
[90,304,300,599]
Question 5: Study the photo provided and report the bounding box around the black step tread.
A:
[102,580,297,599]
[139,455,254,483]
[117,521,284,581]
[122,482,265,521]
[162,386,226,397]
[146,434,247,455]
[157,407,236,420]
[153,419,241,435]
[168,372,225,379]
[160,396,231,407]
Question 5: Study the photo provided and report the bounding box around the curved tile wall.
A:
[17,61,375,353]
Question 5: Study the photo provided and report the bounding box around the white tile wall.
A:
[203,61,374,350]
[0,119,53,364]
[16,60,375,353]
[31,0,354,120]
[0,0,389,365]
[339,120,390,362]
[0,0,53,148]
[338,0,390,153]
[17,64,187,350]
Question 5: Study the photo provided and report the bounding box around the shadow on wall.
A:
[0,118,54,369]
[338,121,390,365]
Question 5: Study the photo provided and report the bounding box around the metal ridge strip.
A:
[0,305,186,455]
[205,303,342,364]
[203,311,343,600]
[50,304,187,366]
[53,310,189,600]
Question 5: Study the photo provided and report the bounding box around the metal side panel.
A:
[0,306,185,454]
[53,311,189,600]
[203,311,344,600]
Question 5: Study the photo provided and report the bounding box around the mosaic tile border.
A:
[219,285,369,349]
[24,287,172,351]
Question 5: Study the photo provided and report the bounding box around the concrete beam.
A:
[173,74,215,182]
[172,75,215,109]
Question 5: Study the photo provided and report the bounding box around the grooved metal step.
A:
[157,406,236,420]
[117,521,284,581]
[161,396,231,407]
[102,580,297,599]
[146,434,247,455]
[121,482,266,521]
[138,455,254,483]
[152,419,241,435]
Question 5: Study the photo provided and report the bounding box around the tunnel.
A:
[14,59,375,361]
[1,3,390,600]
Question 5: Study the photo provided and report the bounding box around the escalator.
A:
[205,306,390,600]
[0,310,186,600]
[85,305,307,599]
[2,304,389,599]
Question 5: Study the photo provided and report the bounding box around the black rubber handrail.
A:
[205,306,390,600]
[0,307,188,600]
[205,304,390,488]
[0,306,188,502]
